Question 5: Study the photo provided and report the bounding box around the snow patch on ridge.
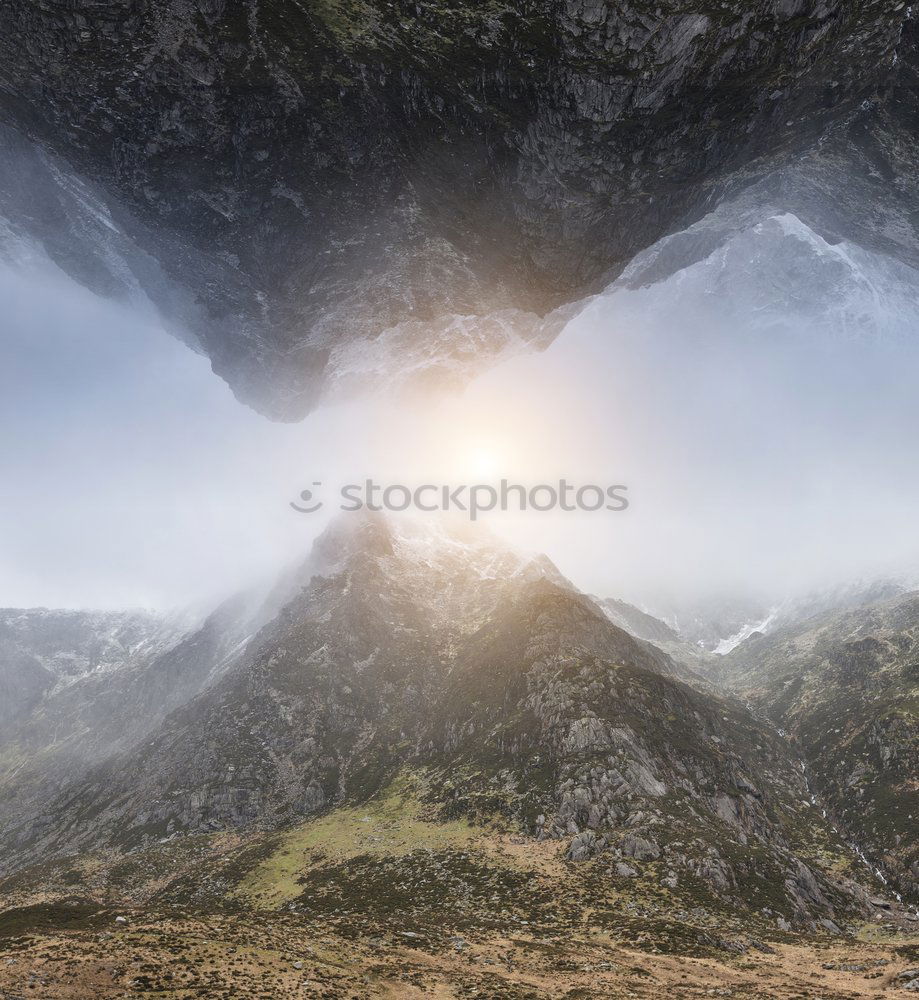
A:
[714,609,779,656]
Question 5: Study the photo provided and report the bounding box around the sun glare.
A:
[464,446,502,480]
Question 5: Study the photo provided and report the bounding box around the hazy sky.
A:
[3,213,919,614]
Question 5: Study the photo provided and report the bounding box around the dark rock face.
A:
[0,516,891,926]
[0,1,912,417]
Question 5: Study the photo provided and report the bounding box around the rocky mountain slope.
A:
[594,595,680,645]
[0,608,178,724]
[0,515,904,940]
[0,580,304,847]
[3,517,918,997]
[1,2,915,417]
[717,591,919,904]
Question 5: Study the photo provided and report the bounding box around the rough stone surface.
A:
[0,1,915,417]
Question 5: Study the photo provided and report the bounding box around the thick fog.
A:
[3,211,919,618]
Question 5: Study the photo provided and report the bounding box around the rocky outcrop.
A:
[0,2,912,417]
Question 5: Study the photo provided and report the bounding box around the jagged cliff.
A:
[1,1,914,416]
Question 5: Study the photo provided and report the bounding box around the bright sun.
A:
[464,446,502,480]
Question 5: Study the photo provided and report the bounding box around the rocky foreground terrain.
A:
[0,515,917,997]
